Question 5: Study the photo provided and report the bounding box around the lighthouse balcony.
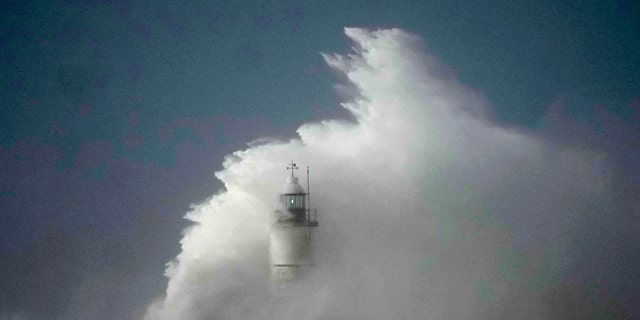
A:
[275,208,318,227]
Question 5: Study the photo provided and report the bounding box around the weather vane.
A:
[287,160,298,177]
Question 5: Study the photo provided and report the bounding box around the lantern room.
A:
[283,176,306,210]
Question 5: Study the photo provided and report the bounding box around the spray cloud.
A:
[143,28,625,319]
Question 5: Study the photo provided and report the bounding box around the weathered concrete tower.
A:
[270,161,318,285]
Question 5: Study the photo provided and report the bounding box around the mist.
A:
[143,28,635,319]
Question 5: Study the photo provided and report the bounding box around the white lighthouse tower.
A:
[270,161,318,285]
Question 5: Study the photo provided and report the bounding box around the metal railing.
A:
[305,209,318,227]
[306,209,317,223]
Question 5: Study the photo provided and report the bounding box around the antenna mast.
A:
[307,166,311,209]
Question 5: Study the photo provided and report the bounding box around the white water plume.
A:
[144,28,616,319]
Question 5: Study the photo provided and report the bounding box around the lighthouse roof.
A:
[282,176,305,194]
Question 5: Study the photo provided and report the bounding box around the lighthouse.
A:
[270,161,318,284]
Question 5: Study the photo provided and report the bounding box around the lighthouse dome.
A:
[283,176,305,194]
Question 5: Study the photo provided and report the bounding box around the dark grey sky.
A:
[1,1,638,319]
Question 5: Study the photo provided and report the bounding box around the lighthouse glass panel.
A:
[285,194,305,209]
